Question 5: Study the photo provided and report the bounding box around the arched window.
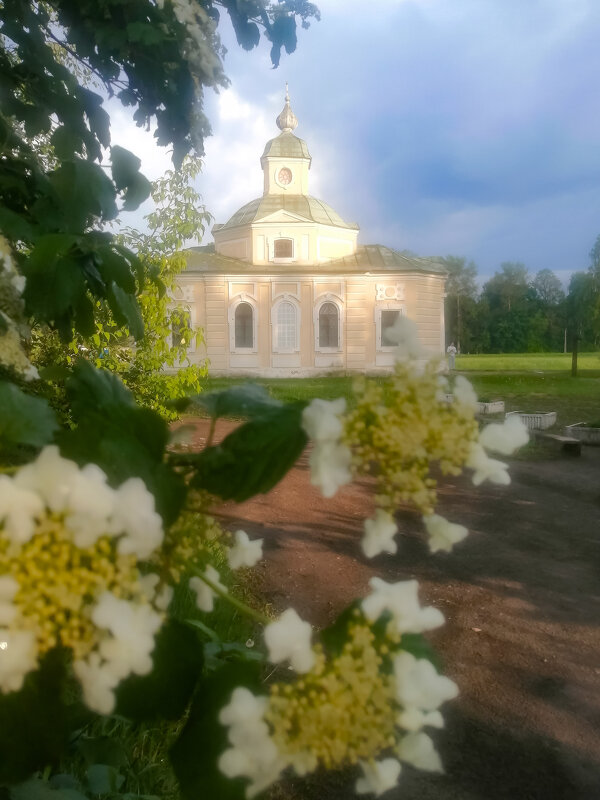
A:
[276,301,297,350]
[274,238,293,258]
[318,302,339,348]
[235,302,254,348]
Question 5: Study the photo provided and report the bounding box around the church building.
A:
[175,91,447,376]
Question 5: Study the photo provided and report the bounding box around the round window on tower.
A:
[277,167,292,186]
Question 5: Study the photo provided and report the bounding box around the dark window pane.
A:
[274,238,293,258]
[235,302,253,348]
[381,309,401,346]
[319,302,338,348]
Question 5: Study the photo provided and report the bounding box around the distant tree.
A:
[532,269,565,306]
[566,271,599,350]
[442,256,478,352]
[589,233,600,276]
[483,262,529,312]
[529,269,566,351]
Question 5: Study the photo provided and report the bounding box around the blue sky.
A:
[110,0,600,288]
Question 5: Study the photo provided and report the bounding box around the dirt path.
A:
[182,419,600,800]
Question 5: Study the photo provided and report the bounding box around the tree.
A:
[30,157,211,420]
[532,269,564,307]
[483,262,529,313]
[442,256,478,352]
[0,0,320,354]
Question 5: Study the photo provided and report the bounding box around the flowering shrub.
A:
[0,3,530,797]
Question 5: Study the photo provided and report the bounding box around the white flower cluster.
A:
[219,687,288,798]
[218,607,316,796]
[353,580,458,795]
[0,446,166,702]
[264,608,315,673]
[452,374,479,410]
[423,514,468,554]
[74,592,163,714]
[219,584,456,798]
[362,578,444,635]
[0,235,25,294]
[361,509,398,558]
[190,565,227,613]
[467,414,529,487]
[301,398,352,498]
[0,235,38,382]
[2,446,164,557]
[227,530,263,570]
[386,316,425,362]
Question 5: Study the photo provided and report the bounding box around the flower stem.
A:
[191,567,271,626]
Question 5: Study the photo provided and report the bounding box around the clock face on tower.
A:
[277,167,292,186]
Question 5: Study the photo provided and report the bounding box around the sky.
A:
[109,0,600,288]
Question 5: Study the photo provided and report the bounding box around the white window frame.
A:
[228,294,258,354]
[314,295,343,353]
[375,303,405,352]
[271,294,300,354]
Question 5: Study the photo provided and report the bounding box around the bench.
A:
[532,430,582,456]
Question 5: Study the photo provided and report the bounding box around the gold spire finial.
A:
[276,84,298,133]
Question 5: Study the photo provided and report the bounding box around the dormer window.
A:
[274,238,293,259]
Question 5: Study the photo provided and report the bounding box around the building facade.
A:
[175,91,446,377]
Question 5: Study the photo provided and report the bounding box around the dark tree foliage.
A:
[0,0,319,344]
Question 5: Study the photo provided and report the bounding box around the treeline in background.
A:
[442,235,600,354]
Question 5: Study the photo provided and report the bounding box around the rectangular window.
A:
[274,238,293,258]
[381,309,401,347]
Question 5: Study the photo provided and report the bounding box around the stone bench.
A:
[532,430,582,456]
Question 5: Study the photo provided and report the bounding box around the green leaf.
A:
[400,633,441,668]
[48,160,118,231]
[170,661,262,800]
[0,382,58,448]
[59,362,186,525]
[95,244,136,294]
[38,365,70,382]
[85,764,125,795]
[115,620,203,722]
[66,359,134,417]
[194,383,281,419]
[122,172,152,211]
[107,281,144,340]
[111,146,142,190]
[0,207,34,242]
[111,146,152,211]
[51,126,84,160]
[190,403,307,502]
[77,736,128,769]
[0,649,90,784]
[203,641,265,673]
[10,778,89,800]
[319,601,362,658]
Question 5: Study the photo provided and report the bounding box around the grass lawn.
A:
[198,352,600,428]
[456,352,600,372]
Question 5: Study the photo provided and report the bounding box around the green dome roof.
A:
[220,194,358,231]
[261,132,311,162]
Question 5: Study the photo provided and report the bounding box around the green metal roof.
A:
[183,244,446,276]
[261,132,311,161]
[325,245,447,273]
[218,194,359,231]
